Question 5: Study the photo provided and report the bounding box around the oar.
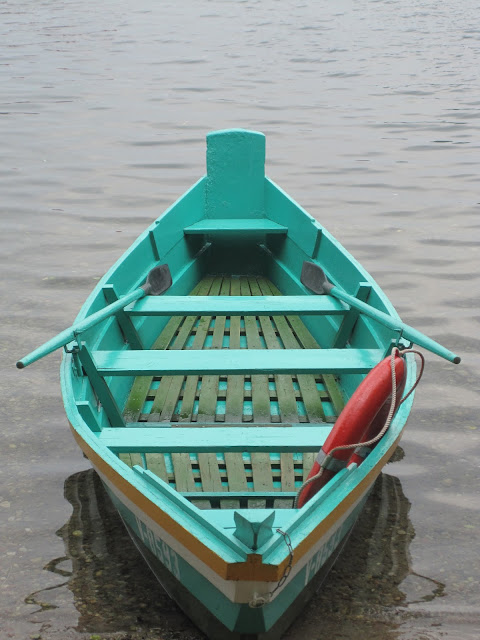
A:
[16,264,172,369]
[301,261,461,364]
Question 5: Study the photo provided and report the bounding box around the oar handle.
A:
[16,287,145,369]
[331,286,461,364]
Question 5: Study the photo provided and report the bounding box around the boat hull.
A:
[107,481,369,639]
[55,129,420,639]
[90,455,374,637]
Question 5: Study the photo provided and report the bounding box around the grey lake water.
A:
[1,1,479,638]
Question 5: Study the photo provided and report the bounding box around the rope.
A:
[294,347,425,508]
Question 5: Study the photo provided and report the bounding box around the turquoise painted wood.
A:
[333,282,371,348]
[205,129,265,219]
[78,344,125,428]
[180,492,298,500]
[233,511,275,550]
[184,219,287,234]
[16,127,460,640]
[103,284,143,349]
[123,421,334,428]
[98,425,333,452]
[127,294,346,316]
[93,348,383,376]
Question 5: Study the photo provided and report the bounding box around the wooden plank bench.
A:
[99,425,333,453]
[183,219,287,235]
[93,348,382,376]
[126,295,347,316]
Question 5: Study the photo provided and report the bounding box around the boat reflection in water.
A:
[45,455,445,637]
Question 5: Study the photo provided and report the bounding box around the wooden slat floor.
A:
[120,275,345,509]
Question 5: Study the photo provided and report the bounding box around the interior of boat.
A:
[117,274,346,510]
[67,130,392,515]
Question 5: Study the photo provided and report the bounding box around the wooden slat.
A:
[250,453,274,509]
[146,276,212,423]
[225,277,244,422]
[180,491,297,500]
[149,376,176,421]
[191,278,223,507]
[160,276,217,421]
[145,453,169,482]
[198,453,224,492]
[94,348,382,376]
[240,277,271,506]
[249,276,296,508]
[125,421,333,429]
[197,277,229,422]
[127,295,346,316]
[172,453,210,508]
[180,277,224,508]
[179,276,222,421]
[123,280,205,423]
[99,425,333,452]
[224,277,248,507]
[249,277,299,423]
[224,453,248,494]
[183,219,287,235]
[119,452,143,469]
[267,280,346,419]
[120,274,353,512]
[258,278,326,423]
[303,452,317,481]
[172,453,196,491]
[322,374,346,417]
[277,453,296,509]
[241,277,271,422]
[119,452,134,467]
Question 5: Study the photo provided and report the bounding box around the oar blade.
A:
[301,261,333,295]
[142,264,172,296]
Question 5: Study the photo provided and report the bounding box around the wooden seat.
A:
[94,348,382,377]
[183,219,287,235]
[126,295,347,316]
[99,425,333,452]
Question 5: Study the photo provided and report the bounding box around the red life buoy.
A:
[297,353,406,508]
[347,370,406,468]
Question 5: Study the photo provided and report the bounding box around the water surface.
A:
[1,1,479,639]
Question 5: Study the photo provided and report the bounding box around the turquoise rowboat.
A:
[18,130,459,639]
